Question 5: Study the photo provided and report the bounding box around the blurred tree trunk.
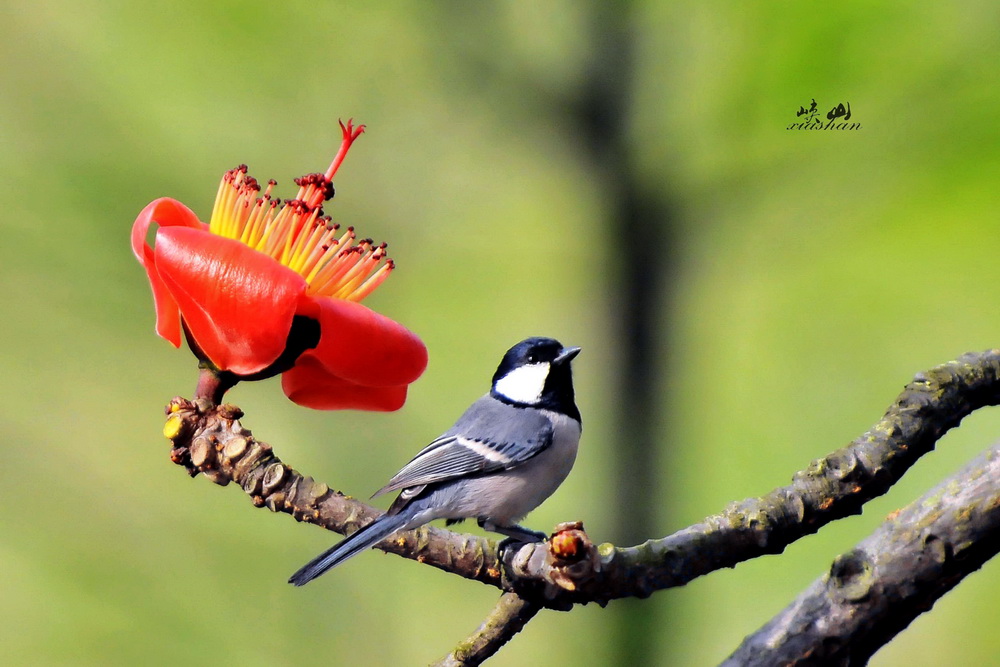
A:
[571,4,677,664]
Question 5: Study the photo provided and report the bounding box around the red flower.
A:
[131,120,427,411]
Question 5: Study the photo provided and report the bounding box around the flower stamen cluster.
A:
[208,120,391,303]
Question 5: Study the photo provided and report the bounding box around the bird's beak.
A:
[554,346,581,365]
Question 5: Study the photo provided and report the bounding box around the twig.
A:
[433,593,542,667]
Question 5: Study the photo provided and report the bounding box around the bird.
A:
[288,336,582,586]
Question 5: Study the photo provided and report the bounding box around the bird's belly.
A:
[443,414,580,525]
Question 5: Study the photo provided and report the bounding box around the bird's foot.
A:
[480,519,547,556]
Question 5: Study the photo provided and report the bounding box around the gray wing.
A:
[372,396,554,497]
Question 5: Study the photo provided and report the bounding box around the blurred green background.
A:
[4,1,1000,665]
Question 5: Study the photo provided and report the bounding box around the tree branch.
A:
[433,593,542,666]
[162,399,504,586]
[722,438,1000,665]
[502,349,1000,606]
[159,349,1000,660]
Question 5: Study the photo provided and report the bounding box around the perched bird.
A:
[288,336,582,586]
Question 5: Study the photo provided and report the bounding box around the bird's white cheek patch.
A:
[494,363,549,405]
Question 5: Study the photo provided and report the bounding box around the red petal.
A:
[131,198,204,346]
[153,227,307,375]
[282,357,410,411]
[300,297,428,387]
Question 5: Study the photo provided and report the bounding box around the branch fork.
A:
[158,350,1000,664]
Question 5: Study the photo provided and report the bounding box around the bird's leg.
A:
[479,519,547,554]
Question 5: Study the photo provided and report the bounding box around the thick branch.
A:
[433,593,542,667]
[162,399,504,586]
[722,440,1000,665]
[161,350,1000,612]
[502,349,1000,606]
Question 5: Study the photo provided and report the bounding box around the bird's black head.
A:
[490,337,581,421]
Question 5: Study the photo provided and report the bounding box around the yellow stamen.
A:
[203,123,392,303]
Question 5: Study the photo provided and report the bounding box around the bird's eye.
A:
[527,353,537,363]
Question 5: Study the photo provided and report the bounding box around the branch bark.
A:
[433,593,542,666]
[503,350,1000,606]
[722,439,1000,665]
[162,400,504,586]
[159,349,1000,660]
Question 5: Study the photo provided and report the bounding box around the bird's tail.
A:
[288,512,412,586]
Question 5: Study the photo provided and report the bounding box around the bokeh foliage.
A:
[3,1,1000,665]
